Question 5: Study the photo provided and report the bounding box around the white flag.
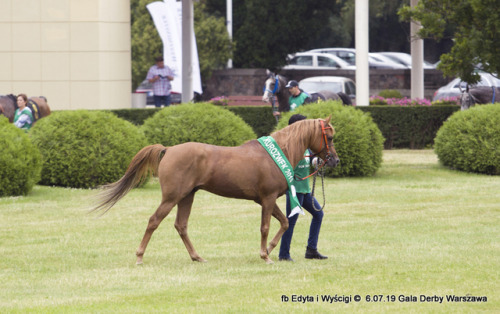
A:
[146,1,202,95]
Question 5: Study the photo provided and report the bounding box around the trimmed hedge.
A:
[276,101,384,177]
[435,104,500,175]
[30,110,148,188]
[111,106,275,138]
[141,102,256,146]
[0,116,42,196]
[225,106,276,138]
[110,105,459,149]
[358,105,460,149]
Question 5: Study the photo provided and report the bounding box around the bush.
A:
[209,96,229,106]
[369,96,431,106]
[276,101,384,177]
[111,108,161,125]
[435,104,500,175]
[0,117,42,196]
[379,89,403,99]
[142,102,256,146]
[30,111,148,188]
[431,96,460,106]
[369,95,389,106]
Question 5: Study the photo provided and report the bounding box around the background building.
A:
[0,0,131,110]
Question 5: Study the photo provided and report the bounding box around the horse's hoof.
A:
[136,257,143,265]
[192,257,207,263]
[265,258,274,265]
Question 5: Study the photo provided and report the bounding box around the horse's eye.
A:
[327,136,333,142]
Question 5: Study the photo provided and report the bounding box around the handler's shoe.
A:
[279,256,294,262]
[305,246,328,260]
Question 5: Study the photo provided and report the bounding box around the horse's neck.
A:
[273,132,309,169]
[276,82,290,112]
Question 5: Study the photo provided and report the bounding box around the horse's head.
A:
[310,116,340,168]
[460,85,475,110]
[262,71,280,103]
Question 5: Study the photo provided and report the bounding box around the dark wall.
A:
[202,68,452,101]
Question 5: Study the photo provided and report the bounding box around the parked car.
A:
[135,79,181,105]
[376,52,435,69]
[299,76,356,100]
[307,48,407,69]
[284,52,355,70]
[432,72,500,101]
[369,52,410,69]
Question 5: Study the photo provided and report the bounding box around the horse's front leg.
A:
[267,204,288,255]
[259,198,278,264]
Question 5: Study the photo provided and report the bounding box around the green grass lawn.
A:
[1,150,498,313]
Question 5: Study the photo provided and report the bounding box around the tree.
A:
[194,3,232,81]
[399,0,500,83]
[131,0,163,90]
[341,0,410,52]
[233,0,339,68]
[130,0,232,90]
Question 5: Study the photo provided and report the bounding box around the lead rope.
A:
[311,160,326,211]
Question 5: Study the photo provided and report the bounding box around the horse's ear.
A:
[325,115,332,124]
[266,69,273,78]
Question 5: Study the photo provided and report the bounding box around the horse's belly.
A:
[201,166,287,202]
[201,170,260,200]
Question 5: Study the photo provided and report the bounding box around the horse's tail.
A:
[337,92,352,106]
[92,144,167,214]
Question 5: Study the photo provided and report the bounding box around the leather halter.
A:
[296,120,335,181]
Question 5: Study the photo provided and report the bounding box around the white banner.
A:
[147,0,202,95]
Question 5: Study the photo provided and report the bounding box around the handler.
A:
[13,94,33,131]
[278,114,328,261]
[286,80,311,111]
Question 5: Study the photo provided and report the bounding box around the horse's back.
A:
[318,90,340,101]
[30,97,51,118]
[157,140,287,201]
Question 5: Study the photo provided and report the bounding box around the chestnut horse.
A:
[0,94,51,123]
[94,117,340,264]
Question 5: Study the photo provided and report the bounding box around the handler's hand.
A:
[312,157,320,168]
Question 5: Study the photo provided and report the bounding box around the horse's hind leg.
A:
[267,204,289,255]
[175,191,206,262]
[136,200,176,265]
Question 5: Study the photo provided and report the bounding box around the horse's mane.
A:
[271,119,320,159]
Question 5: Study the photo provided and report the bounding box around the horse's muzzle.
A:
[325,155,340,168]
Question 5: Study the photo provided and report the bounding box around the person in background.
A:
[13,94,33,131]
[286,80,311,111]
[279,114,328,262]
[146,56,174,108]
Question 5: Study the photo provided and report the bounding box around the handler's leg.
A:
[278,193,299,261]
[302,194,328,260]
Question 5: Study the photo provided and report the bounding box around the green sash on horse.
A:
[257,136,304,217]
